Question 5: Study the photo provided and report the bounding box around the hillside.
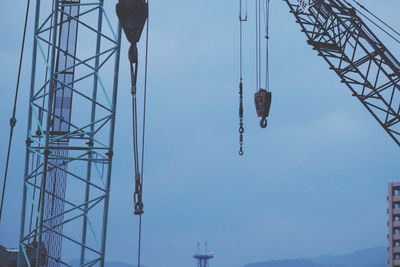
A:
[244,247,386,267]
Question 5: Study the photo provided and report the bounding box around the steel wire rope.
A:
[130,62,140,178]
[255,0,259,91]
[264,0,270,91]
[239,0,246,81]
[342,0,400,46]
[258,0,262,90]
[256,0,268,91]
[259,0,270,90]
[350,0,400,41]
[136,1,150,266]
[0,0,32,222]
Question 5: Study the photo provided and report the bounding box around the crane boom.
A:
[284,0,400,146]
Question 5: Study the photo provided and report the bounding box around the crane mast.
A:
[17,0,121,266]
[284,0,400,146]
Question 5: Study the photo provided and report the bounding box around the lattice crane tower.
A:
[17,0,121,266]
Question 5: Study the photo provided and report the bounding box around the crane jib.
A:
[285,0,400,147]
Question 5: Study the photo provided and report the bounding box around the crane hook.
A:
[260,117,268,128]
[254,89,272,129]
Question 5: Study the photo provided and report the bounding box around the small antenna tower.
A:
[193,242,214,267]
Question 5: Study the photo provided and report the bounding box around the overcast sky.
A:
[1,1,400,267]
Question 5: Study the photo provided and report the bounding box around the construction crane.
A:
[284,0,400,147]
[1,0,399,267]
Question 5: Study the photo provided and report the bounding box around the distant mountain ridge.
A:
[68,246,387,267]
[244,246,387,267]
[245,259,333,267]
[314,246,387,267]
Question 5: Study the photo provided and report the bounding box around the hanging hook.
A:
[260,117,268,128]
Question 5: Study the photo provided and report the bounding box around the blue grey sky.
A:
[1,1,400,267]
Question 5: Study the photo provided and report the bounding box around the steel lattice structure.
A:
[18,0,121,266]
[284,0,400,146]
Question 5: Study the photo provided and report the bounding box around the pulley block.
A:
[116,0,148,44]
[254,89,272,128]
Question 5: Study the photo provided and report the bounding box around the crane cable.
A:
[239,0,247,156]
[130,41,142,210]
[264,0,271,91]
[351,0,400,41]
[136,7,149,266]
[254,0,272,128]
[255,0,259,91]
[128,1,150,266]
[343,0,400,46]
[0,0,31,222]
[255,0,270,90]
